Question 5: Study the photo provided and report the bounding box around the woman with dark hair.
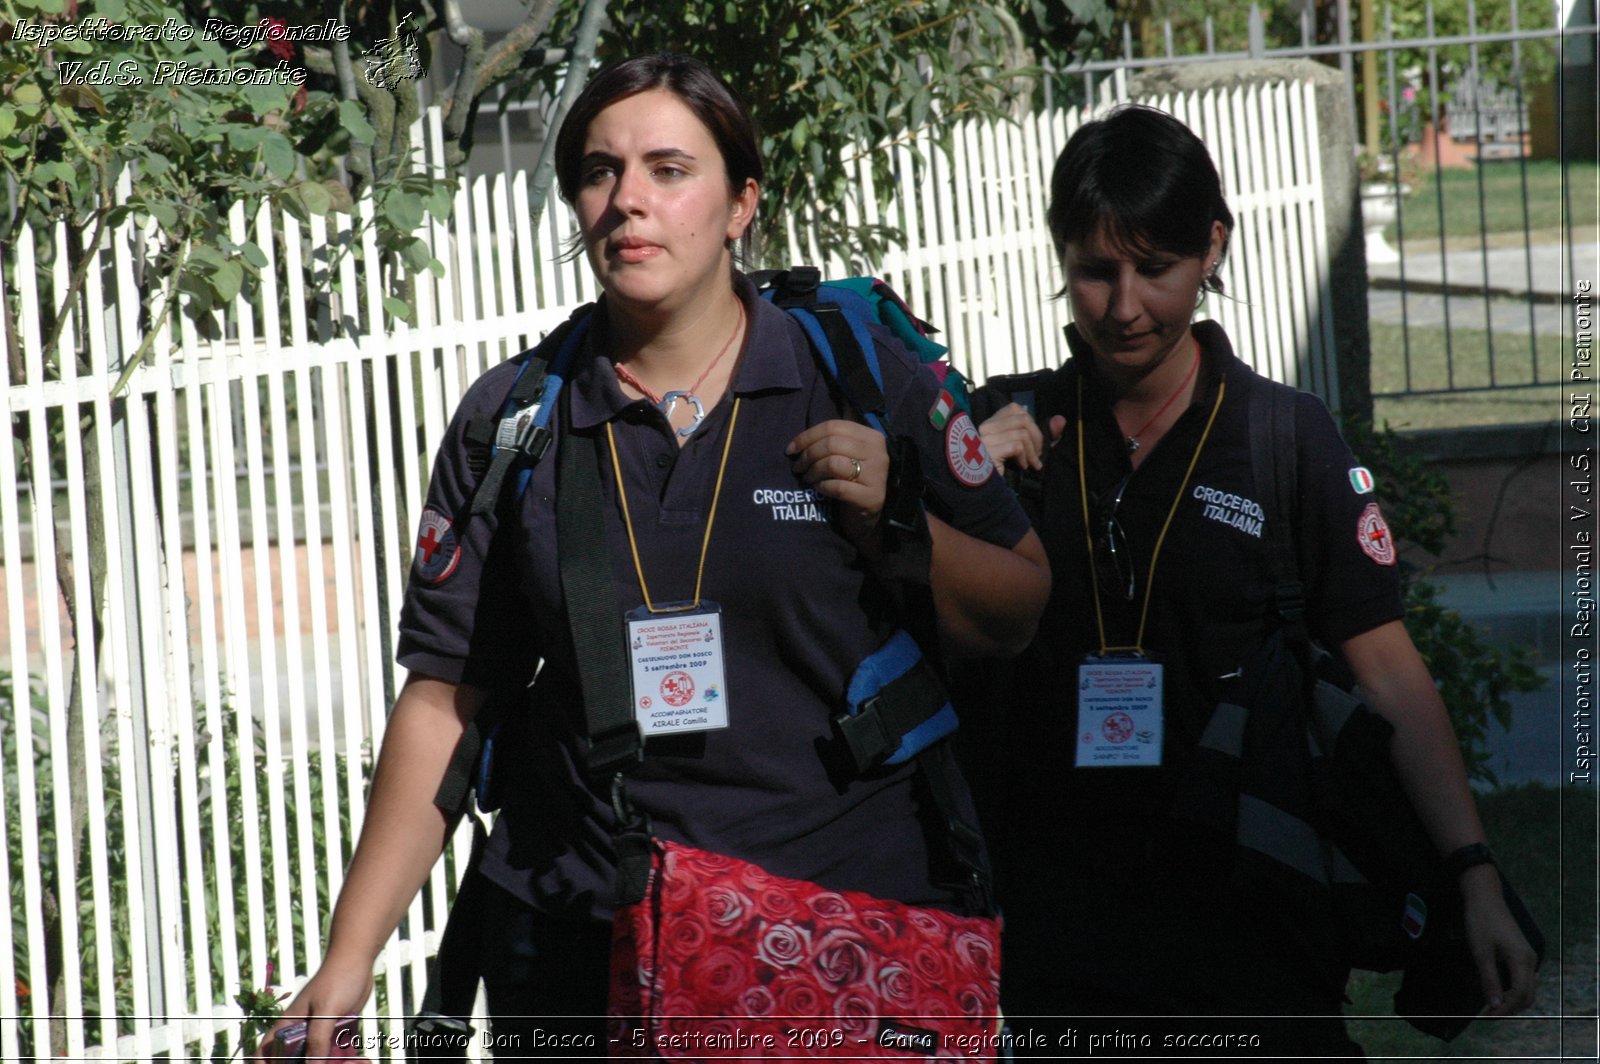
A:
[275,53,1048,1058]
[969,105,1536,1054]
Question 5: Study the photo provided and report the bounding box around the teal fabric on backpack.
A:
[820,277,971,415]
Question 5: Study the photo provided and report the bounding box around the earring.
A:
[1196,263,1218,308]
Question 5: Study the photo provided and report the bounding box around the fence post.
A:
[1130,59,1373,421]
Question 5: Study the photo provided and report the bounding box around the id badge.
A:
[626,603,729,737]
[1075,654,1163,768]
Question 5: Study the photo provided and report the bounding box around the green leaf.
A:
[178,268,214,312]
[423,184,452,221]
[240,242,269,270]
[382,295,410,320]
[298,181,332,216]
[0,110,13,140]
[38,160,79,193]
[384,191,426,231]
[260,134,296,180]
[33,0,65,12]
[13,84,43,107]
[142,153,170,177]
[239,84,290,116]
[211,260,244,303]
[57,82,105,113]
[188,245,224,271]
[399,237,430,272]
[228,126,267,152]
[276,188,309,224]
[338,100,376,147]
[427,259,445,279]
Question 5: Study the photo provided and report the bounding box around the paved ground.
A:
[1368,240,1600,301]
[1367,287,1571,336]
[1366,238,1596,340]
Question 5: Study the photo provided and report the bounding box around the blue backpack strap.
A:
[466,306,594,517]
[840,629,959,771]
[762,267,889,434]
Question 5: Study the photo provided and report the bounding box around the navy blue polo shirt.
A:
[397,275,1031,920]
[967,321,1404,1008]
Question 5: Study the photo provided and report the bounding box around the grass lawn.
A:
[1369,321,1566,430]
[1386,159,1600,242]
[1346,784,1597,1061]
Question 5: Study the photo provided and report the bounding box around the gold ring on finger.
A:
[848,457,863,482]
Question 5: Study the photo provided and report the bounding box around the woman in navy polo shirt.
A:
[276,53,1048,1057]
[970,105,1536,1055]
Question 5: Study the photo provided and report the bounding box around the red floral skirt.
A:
[608,839,1002,1060]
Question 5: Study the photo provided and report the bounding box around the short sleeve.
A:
[876,333,1033,549]
[396,359,538,688]
[1293,392,1405,645]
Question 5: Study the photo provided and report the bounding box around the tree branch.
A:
[333,9,376,188]
[527,0,608,224]
[472,0,565,95]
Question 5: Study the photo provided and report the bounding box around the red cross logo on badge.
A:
[1102,712,1135,745]
[1357,502,1397,566]
[660,671,695,707]
[413,508,461,585]
[944,411,995,487]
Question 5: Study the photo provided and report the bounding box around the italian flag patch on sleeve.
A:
[929,389,956,430]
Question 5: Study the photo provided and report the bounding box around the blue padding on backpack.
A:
[845,629,920,706]
[844,629,957,765]
[762,288,888,436]
[890,706,958,766]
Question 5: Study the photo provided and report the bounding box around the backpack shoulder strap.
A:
[556,383,642,783]
[1249,376,1303,627]
[432,305,596,823]
[761,266,890,432]
[465,304,596,517]
[974,365,1069,424]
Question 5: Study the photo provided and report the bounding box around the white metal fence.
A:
[1,78,1326,1060]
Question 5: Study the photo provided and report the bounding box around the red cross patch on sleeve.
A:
[944,412,995,487]
[414,507,462,584]
[1357,502,1397,566]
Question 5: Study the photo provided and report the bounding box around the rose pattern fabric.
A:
[609,840,1001,1060]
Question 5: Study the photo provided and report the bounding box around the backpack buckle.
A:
[496,405,553,463]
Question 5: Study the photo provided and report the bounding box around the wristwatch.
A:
[1442,842,1496,880]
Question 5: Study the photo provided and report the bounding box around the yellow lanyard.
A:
[1077,376,1226,656]
[605,399,741,614]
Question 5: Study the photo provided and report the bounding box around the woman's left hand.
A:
[1460,864,1540,1016]
[787,420,890,551]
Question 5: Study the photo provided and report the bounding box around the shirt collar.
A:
[565,273,804,430]
[1062,319,1246,466]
